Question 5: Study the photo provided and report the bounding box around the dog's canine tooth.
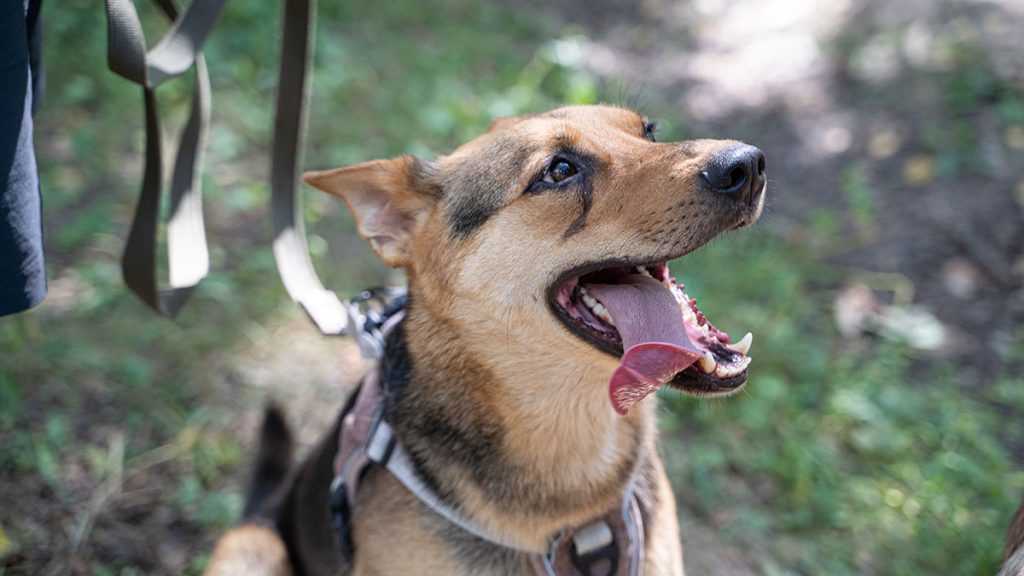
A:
[732,332,753,356]
[698,351,716,373]
[592,303,615,325]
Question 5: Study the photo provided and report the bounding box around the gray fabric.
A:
[1,0,45,317]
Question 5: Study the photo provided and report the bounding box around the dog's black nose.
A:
[701,144,766,205]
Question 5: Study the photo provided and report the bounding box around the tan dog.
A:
[1000,492,1024,576]
[205,105,766,576]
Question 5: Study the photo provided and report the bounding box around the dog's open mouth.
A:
[551,261,752,414]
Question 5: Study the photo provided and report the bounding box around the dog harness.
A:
[329,298,646,576]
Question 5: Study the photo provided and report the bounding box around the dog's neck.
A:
[381,299,654,551]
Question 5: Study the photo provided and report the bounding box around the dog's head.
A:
[305,105,765,414]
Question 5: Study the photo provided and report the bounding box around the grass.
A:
[2,0,1022,574]
[660,230,1023,575]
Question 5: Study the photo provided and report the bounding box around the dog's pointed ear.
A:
[487,115,520,133]
[303,156,440,268]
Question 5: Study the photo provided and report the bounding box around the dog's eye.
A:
[643,119,658,142]
[543,158,578,184]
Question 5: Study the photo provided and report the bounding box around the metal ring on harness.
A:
[344,287,408,359]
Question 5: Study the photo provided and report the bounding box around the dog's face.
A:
[305,105,765,412]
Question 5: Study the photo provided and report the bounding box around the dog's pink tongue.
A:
[586,275,702,415]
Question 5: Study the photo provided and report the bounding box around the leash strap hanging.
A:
[105,0,227,316]
[107,0,350,335]
[105,0,224,315]
[271,0,349,335]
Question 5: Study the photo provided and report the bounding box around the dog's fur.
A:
[205,105,765,575]
[1000,492,1024,576]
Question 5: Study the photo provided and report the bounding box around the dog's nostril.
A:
[725,166,747,190]
[702,144,765,204]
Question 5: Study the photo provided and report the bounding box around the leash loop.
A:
[105,0,225,317]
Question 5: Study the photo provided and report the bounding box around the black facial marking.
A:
[381,322,414,404]
[521,146,598,238]
[562,176,593,238]
[448,200,501,237]
[445,137,535,237]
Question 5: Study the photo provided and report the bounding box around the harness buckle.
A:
[365,410,397,465]
[329,476,356,562]
[569,520,618,576]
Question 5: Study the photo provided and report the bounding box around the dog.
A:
[204,105,766,575]
[1000,492,1024,576]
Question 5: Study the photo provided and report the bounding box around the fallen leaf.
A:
[0,523,14,559]
[1006,125,1024,150]
[869,130,901,159]
[875,305,946,351]
[941,257,982,299]
[834,284,879,337]
[903,155,936,187]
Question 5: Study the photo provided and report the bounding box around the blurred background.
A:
[2,0,1023,573]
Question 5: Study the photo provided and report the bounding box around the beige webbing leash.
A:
[104,0,349,335]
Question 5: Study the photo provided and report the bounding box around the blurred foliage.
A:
[2,0,1022,574]
[661,231,1022,575]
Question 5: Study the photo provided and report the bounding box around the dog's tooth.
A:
[679,298,696,319]
[593,304,616,326]
[720,358,749,378]
[732,332,753,356]
[582,293,599,308]
[698,351,716,373]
